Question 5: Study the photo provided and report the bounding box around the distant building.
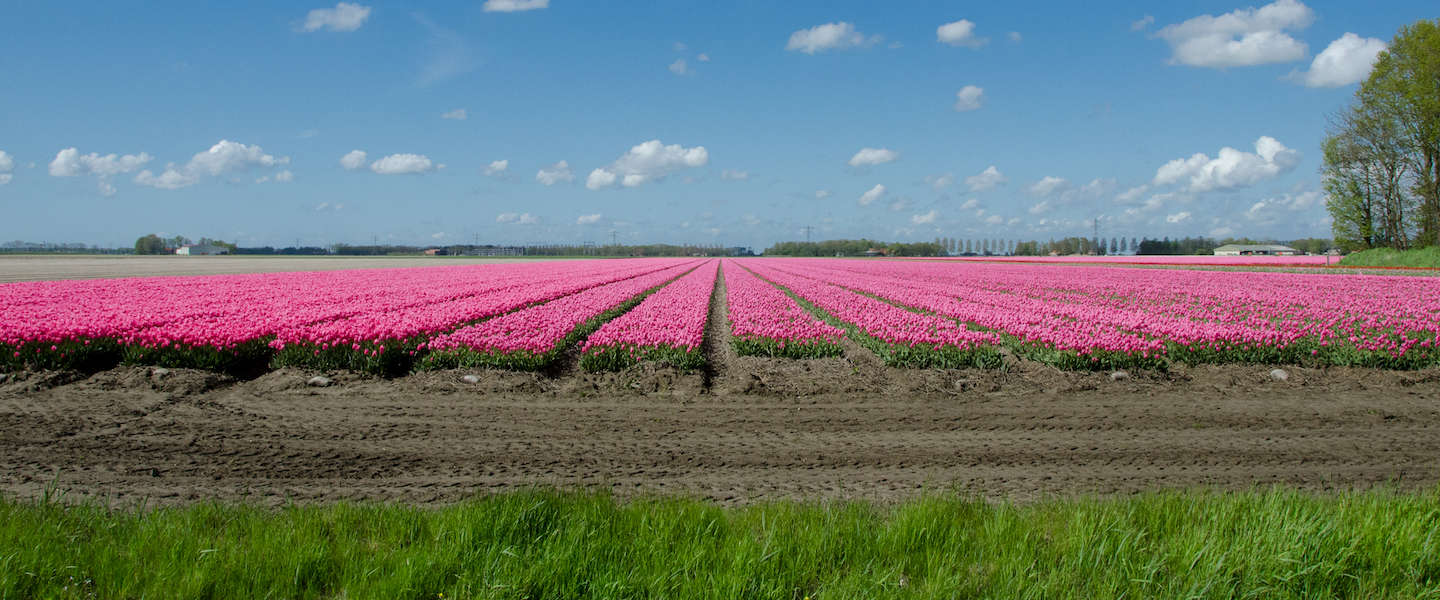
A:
[423,248,449,256]
[1213,244,1301,256]
[864,248,888,257]
[175,244,229,256]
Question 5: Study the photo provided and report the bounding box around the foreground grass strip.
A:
[2,487,1438,599]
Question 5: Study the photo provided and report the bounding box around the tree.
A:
[134,234,165,255]
[1324,20,1440,249]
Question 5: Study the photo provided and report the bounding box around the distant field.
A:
[923,254,1338,267]
[0,255,561,283]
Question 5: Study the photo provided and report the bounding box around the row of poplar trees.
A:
[1323,20,1440,251]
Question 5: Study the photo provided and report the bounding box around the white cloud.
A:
[185,140,286,177]
[960,197,981,210]
[340,150,367,170]
[721,169,749,181]
[586,140,709,190]
[858,184,886,206]
[815,189,832,199]
[577,213,602,225]
[937,20,987,48]
[786,22,880,54]
[1115,184,1150,203]
[1290,33,1386,87]
[483,0,548,12]
[96,180,114,195]
[1245,190,1323,222]
[1131,15,1155,31]
[953,85,984,111]
[697,53,710,62]
[1028,200,1052,215]
[0,175,10,186]
[1007,31,1022,43]
[0,150,12,174]
[668,59,689,75]
[1028,176,1069,197]
[1081,177,1117,197]
[133,168,198,190]
[536,160,574,186]
[965,165,1006,192]
[988,215,1006,226]
[1166,211,1192,224]
[848,147,898,167]
[1155,0,1314,69]
[370,153,435,175]
[496,212,539,224]
[926,173,955,190]
[274,170,295,183]
[673,42,688,52]
[301,2,371,32]
[484,159,509,176]
[49,148,153,177]
[888,197,910,212]
[441,108,468,120]
[1153,136,1300,192]
[911,210,939,225]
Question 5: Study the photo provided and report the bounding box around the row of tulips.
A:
[757,258,1440,370]
[723,261,845,359]
[741,261,1006,369]
[579,260,720,371]
[420,261,703,371]
[0,259,696,374]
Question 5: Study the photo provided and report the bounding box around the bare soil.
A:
[3,359,1437,507]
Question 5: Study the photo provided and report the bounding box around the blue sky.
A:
[0,0,1428,249]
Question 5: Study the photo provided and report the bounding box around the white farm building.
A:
[175,244,229,256]
[1213,244,1301,256]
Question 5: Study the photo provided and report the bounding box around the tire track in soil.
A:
[699,260,730,392]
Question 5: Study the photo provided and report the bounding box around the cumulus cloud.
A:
[1115,184,1150,203]
[133,168,198,190]
[953,85,984,111]
[1081,177,1117,197]
[721,169,749,181]
[496,212,539,224]
[1153,136,1299,192]
[1166,211,1192,224]
[911,210,939,225]
[668,59,689,75]
[1007,31,1022,43]
[937,19,987,48]
[858,184,886,206]
[1290,33,1386,87]
[257,170,295,184]
[1155,0,1313,69]
[440,108,468,120]
[577,213,602,225]
[301,2,371,32]
[369,153,435,175]
[1244,190,1322,223]
[0,150,10,185]
[1028,176,1069,197]
[1131,15,1155,31]
[483,0,548,12]
[585,140,708,190]
[1028,200,1052,215]
[926,173,955,191]
[848,147,898,167]
[815,189,832,199]
[484,159,509,176]
[184,140,286,176]
[536,160,574,186]
[340,150,367,170]
[786,22,880,54]
[49,148,153,177]
[697,53,710,62]
[965,165,1006,192]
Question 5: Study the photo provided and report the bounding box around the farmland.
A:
[4,257,1440,598]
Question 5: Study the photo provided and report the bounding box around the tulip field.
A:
[3,257,1440,375]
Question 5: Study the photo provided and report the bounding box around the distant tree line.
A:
[1323,20,1439,252]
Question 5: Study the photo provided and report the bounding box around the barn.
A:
[175,244,230,256]
[1213,244,1301,256]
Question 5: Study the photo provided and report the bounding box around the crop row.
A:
[746,258,1440,370]
[0,259,702,375]
[723,262,844,359]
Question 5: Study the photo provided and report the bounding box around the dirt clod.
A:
[306,376,333,387]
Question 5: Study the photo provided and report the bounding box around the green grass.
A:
[1340,247,1440,268]
[2,487,1438,599]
